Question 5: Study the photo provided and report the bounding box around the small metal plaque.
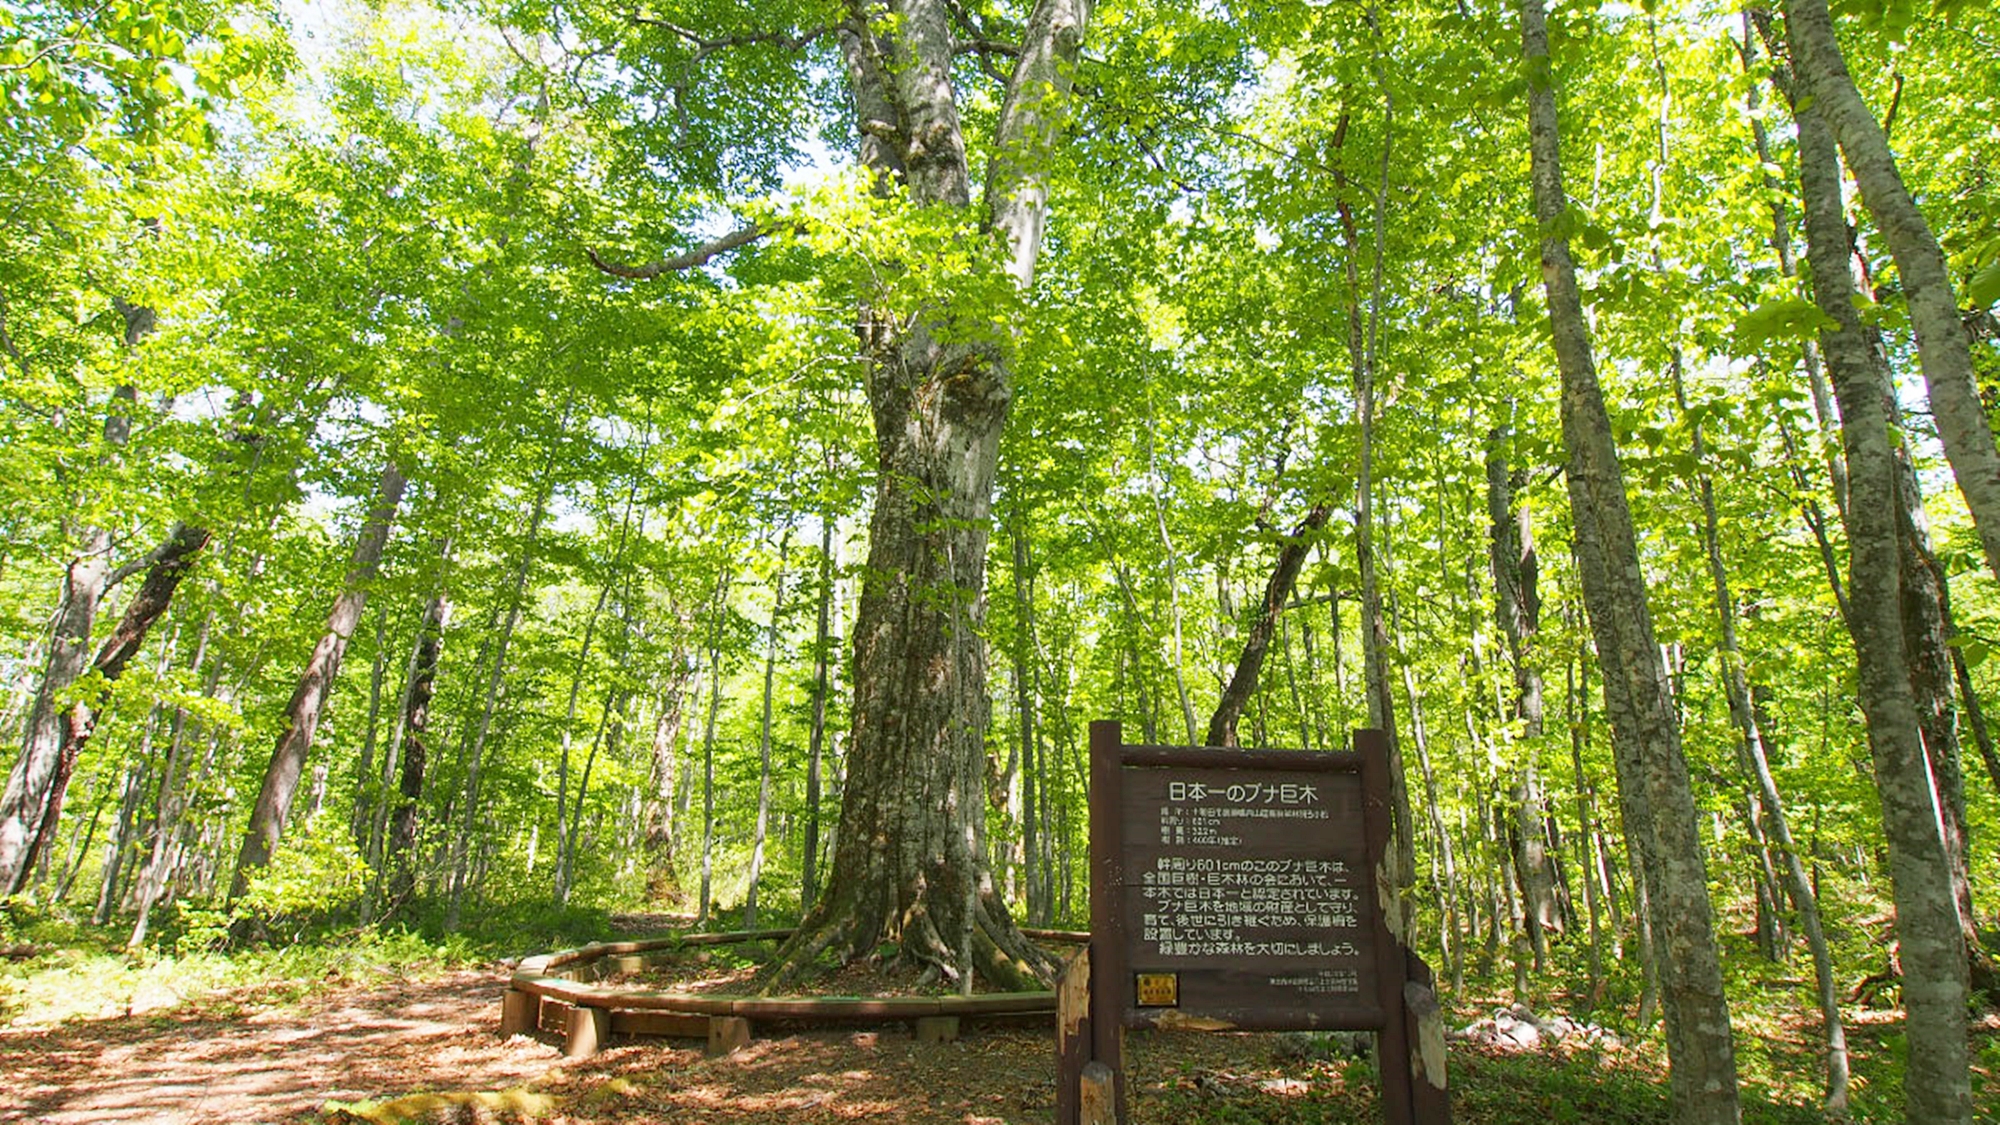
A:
[1135,972,1179,1007]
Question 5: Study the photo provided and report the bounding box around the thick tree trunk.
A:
[1793,96,1972,1124]
[766,0,1087,991]
[231,464,406,906]
[1205,503,1331,747]
[1521,2,1740,1118]
[1785,0,2000,586]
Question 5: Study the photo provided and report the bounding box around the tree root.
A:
[755,887,1059,995]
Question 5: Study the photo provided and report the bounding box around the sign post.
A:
[1058,720,1449,1125]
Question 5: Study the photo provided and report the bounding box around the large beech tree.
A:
[768,0,1091,989]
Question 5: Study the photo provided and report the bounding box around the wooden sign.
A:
[1057,721,1449,1125]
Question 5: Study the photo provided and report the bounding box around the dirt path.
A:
[0,970,564,1124]
[0,960,1362,1125]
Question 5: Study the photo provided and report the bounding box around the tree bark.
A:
[697,568,730,925]
[1785,0,2000,586]
[1792,91,1972,1124]
[744,530,792,928]
[1521,2,1740,1118]
[385,588,448,915]
[231,463,406,907]
[765,0,1088,991]
[1009,521,1040,921]
[1205,503,1331,747]
[1486,424,1558,964]
[0,374,141,891]
[7,522,211,894]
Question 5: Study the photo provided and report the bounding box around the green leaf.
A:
[1967,261,2000,310]
[1732,298,1839,353]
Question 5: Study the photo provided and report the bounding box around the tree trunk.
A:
[446,431,560,931]
[641,636,693,905]
[744,529,792,928]
[1205,503,1332,747]
[1342,82,1414,889]
[1792,91,1972,1124]
[1486,422,1558,964]
[1566,651,1606,1005]
[697,568,730,925]
[385,588,447,915]
[6,522,211,894]
[1785,0,2000,587]
[1009,521,1039,922]
[0,383,137,891]
[765,0,1088,991]
[231,464,406,907]
[1521,2,1740,1118]
[348,603,392,854]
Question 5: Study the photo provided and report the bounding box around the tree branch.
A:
[586,223,775,280]
[628,15,834,65]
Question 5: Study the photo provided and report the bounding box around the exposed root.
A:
[755,888,1058,995]
[758,908,859,994]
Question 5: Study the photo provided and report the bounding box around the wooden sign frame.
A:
[1057,720,1449,1125]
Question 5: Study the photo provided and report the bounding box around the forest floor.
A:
[0,916,1994,1125]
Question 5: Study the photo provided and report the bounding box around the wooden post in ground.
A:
[1087,721,1128,1122]
[1056,946,1092,1125]
[707,1015,752,1056]
[500,988,538,1037]
[565,1005,610,1058]
[914,1015,960,1043]
[1080,1061,1116,1125]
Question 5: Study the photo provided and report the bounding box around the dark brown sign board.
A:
[1057,721,1448,1125]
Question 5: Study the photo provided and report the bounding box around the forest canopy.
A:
[2,0,1998,1120]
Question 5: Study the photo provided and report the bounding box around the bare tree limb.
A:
[586,223,775,280]
[627,15,834,65]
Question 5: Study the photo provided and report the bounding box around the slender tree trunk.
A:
[1399,595,1462,993]
[744,530,792,928]
[1566,651,1606,1004]
[1486,421,1557,964]
[554,430,648,904]
[1785,0,2000,587]
[1009,521,1038,923]
[1345,78,1413,890]
[8,522,211,894]
[94,747,151,924]
[349,603,392,853]
[231,465,405,907]
[446,446,556,931]
[385,588,448,915]
[1522,3,1739,1117]
[1792,91,1971,1124]
[1205,503,1332,747]
[698,568,730,926]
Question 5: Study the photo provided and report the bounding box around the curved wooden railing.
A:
[502,926,1088,1057]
